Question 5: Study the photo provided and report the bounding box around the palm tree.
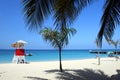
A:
[96,0,120,48]
[40,27,76,72]
[22,0,120,49]
[22,0,92,30]
[95,38,101,65]
[107,39,119,61]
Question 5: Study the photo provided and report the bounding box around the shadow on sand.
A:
[24,76,49,80]
[45,69,120,80]
[0,72,5,77]
[45,69,110,80]
[25,69,120,80]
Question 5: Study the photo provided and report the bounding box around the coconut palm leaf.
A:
[22,0,55,30]
[40,27,76,48]
[40,27,60,48]
[97,0,120,47]
[61,27,77,47]
[22,0,92,30]
[107,39,119,48]
[54,0,93,30]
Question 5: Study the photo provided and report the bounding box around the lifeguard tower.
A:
[12,40,27,64]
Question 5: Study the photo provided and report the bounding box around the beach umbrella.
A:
[11,42,24,48]
[16,40,27,44]
[11,43,18,48]
[11,40,27,48]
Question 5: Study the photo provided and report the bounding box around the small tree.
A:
[40,27,76,72]
[108,39,119,61]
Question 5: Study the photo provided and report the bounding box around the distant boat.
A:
[25,53,32,56]
[89,50,107,54]
[89,50,120,54]
[113,52,120,54]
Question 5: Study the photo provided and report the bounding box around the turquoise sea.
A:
[0,49,114,63]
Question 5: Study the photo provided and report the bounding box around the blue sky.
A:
[0,0,120,49]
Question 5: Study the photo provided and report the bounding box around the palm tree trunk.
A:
[59,47,63,72]
[115,47,118,61]
[98,49,100,65]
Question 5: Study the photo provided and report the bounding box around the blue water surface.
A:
[0,49,109,63]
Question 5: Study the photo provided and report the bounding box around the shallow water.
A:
[0,49,111,63]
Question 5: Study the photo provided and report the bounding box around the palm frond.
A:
[40,27,52,42]
[40,27,60,48]
[97,0,120,48]
[22,0,54,30]
[53,0,93,30]
[107,39,119,48]
[95,38,100,48]
[40,27,76,48]
[61,27,77,47]
[22,0,92,31]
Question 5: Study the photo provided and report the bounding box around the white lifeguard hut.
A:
[12,40,27,64]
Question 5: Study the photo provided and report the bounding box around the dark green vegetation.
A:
[97,0,120,47]
[22,0,120,48]
[22,0,92,30]
[22,0,120,68]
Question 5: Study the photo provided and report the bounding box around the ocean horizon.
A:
[0,49,118,63]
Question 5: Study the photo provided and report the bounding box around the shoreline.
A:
[0,56,107,64]
[0,57,116,65]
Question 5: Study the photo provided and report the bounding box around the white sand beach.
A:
[0,57,120,80]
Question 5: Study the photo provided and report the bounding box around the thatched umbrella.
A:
[11,40,27,48]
